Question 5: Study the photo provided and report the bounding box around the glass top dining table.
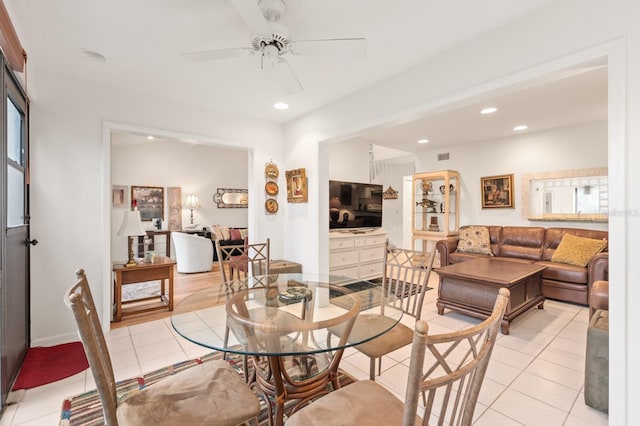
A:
[171,272,403,356]
[170,272,403,426]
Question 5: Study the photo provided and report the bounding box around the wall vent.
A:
[437,152,450,161]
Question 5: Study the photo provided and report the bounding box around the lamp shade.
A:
[183,194,201,209]
[117,210,147,237]
[330,196,341,209]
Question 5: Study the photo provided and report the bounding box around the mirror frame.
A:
[521,167,608,222]
[212,188,248,208]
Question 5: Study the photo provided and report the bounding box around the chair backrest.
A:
[64,269,119,426]
[216,238,270,282]
[380,243,436,320]
[401,288,510,426]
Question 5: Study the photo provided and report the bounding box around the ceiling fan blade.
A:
[265,58,303,95]
[181,48,254,62]
[289,38,366,58]
[229,0,271,36]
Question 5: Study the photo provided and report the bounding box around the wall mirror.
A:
[213,188,248,208]
[522,167,608,222]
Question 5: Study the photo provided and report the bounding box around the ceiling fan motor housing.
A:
[251,22,290,54]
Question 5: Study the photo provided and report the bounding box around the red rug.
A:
[13,342,89,390]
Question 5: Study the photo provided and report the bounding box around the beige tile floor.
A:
[0,277,609,426]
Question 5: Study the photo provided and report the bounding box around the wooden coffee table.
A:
[435,258,546,334]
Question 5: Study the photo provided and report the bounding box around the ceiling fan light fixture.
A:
[273,102,289,110]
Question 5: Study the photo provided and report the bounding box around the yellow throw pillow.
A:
[551,233,607,267]
[456,226,493,256]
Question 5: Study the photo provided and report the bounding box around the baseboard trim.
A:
[31,331,79,348]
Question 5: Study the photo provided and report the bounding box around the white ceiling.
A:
[361,64,608,154]
[5,0,606,152]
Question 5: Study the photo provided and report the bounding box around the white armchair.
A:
[171,232,213,273]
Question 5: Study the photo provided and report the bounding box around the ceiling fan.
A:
[182,0,366,95]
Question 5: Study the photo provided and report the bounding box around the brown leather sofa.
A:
[436,226,608,305]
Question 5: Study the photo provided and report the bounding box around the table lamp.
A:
[117,209,147,266]
[184,194,201,225]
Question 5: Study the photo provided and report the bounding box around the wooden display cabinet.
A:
[412,170,460,253]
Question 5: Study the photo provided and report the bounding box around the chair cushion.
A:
[116,360,259,426]
[551,233,607,267]
[349,314,413,358]
[286,380,420,426]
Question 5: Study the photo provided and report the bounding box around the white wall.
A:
[415,121,608,230]
[284,1,638,422]
[328,138,370,182]
[110,138,249,261]
[29,69,284,346]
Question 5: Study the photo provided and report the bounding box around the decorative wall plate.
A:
[265,181,279,196]
[265,198,279,214]
[265,162,279,179]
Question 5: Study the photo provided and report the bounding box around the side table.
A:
[112,258,176,322]
[269,259,303,274]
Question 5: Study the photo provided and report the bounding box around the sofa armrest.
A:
[435,238,458,266]
[589,280,609,318]
[588,252,608,285]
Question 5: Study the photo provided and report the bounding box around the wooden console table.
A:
[112,258,176,322]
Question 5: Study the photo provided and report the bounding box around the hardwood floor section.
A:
[110,263,228,330]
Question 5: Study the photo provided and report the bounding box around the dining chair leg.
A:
[223,326,230,361]
[369,358,376,381]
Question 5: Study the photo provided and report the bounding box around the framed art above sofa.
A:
[481,174,514,208]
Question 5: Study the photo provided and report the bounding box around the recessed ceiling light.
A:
[77,48,106,62]
[417,139,429,144]
[273,102,289,110]
[480,107,497,114]
[146,135,155,140]
[513,125,528,131]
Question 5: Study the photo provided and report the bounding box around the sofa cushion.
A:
[497,227,546,260]
[212,225,231,241]
[456,226,493,255]
[551,233,607,267]
[229,228,242,240]
[536,260,588,285]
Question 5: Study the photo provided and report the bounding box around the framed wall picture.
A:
[131,186,164,220]
[167,186,182,231]
[112,185,128,208]
[286,168,308,203]
[481,174,514,208]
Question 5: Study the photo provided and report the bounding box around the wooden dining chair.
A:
[64,269,260,426]
[286,288,510,426]
[216,238,271,373]
[216,238,270,282]
[331,243,437,380]
[226,285,361,425]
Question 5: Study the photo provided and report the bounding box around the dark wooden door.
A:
[0,59,30,408]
